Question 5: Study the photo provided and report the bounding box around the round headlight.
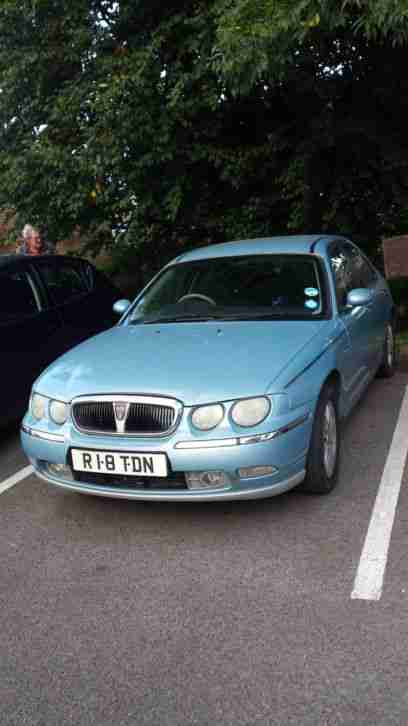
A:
[191,404,224,431]
[31,393,47,421]
[231,397,271,427]
[49,399,69,425]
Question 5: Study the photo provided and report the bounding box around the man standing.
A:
[17,224,55,255]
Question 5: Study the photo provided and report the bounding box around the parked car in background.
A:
[21,236,396,501]
[1,255,121,427]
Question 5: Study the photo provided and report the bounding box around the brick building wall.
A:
[382,236,408,279]
[0,209,17,253]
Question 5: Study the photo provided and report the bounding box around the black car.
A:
[0,254,122,426]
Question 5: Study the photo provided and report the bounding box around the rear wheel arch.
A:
[324,370,341,393]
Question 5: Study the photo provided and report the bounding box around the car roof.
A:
[0,254,18,267]
[0,254,89,269]
[174,235,342,263]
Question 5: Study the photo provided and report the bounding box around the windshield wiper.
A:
[137,313,222,324]
[131,310,309,324]
[219,312,288,320]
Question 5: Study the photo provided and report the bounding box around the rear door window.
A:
[36,260,89,305]
[0,269,41,321]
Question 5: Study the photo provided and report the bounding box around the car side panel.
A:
[2,308,62,423]
[275,313,370,424]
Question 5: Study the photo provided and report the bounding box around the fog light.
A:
[185,471,228,490]
[238,465,277,479]
[46,463,73,480]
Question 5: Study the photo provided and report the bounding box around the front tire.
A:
[300,383,340,495]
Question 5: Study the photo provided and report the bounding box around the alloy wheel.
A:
[322,400,337,479]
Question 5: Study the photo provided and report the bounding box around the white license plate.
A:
[71,449,168,477]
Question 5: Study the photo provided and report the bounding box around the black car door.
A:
[34,258,118,352]
[76,259,120,333]
[0,262,62,423]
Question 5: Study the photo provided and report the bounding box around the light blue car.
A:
[21,236,396,501]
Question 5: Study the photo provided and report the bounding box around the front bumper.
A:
[21,407,313,501]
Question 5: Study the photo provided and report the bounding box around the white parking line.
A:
[351,386,408,601]
[0,465,34,495]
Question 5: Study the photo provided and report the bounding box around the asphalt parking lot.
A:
[1,372,408,726]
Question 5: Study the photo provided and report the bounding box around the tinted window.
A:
[38,262,88,304]
[0,269,41,321]
[81,261,95,291]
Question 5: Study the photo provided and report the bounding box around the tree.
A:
[215,0,408,256]
[215,0,408,89]
[0,0,408,277]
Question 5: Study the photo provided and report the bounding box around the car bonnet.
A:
[35,320,329,405]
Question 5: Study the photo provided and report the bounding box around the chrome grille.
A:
[72,396,181,436]
[127,403,174,433]
[73,402,116,433]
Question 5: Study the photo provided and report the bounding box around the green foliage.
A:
[389,277,408,307]
[215,0,408,89]
[0,1,408,277]
[0,236,16,248]
[389,277,408,332]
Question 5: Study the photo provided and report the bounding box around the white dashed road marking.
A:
[0,465,34,495]
[352,386,408,601]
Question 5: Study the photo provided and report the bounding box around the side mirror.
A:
[346,288,373,308]
[113,299,131,316]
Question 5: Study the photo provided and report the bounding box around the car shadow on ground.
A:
[0,421,22,446]
[49,478,334,543]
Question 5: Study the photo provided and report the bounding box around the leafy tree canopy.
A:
[0,0,408,281]
[215,0,408,88]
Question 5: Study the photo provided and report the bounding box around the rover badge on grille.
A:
[114,401,129,433]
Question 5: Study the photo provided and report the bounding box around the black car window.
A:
[37,261,88,305]
[0,269,41,321]
[81,261,95,291]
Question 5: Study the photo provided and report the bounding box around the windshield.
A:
[126,254,326,324]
